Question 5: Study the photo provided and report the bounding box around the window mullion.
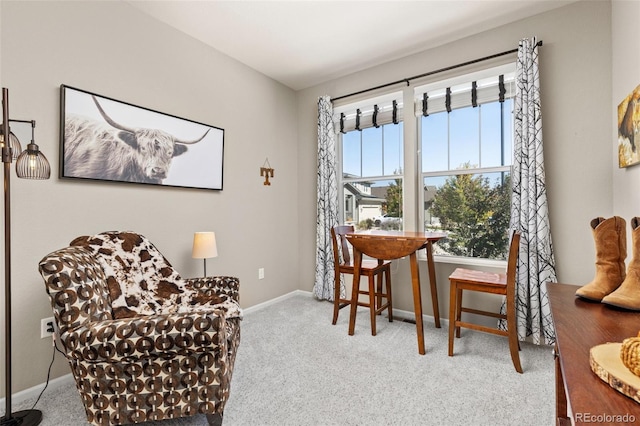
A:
[421,165,510,179]
[359,131,363,177]
[447,113,451,171]
[478,105,482,167]
[337,132,344,224]
[500,101,505,166]
[382,126,385,175]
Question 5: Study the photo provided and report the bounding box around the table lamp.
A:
[192,231,217,277]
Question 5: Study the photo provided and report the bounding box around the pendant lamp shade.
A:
[0,129,22,161]
[16,143,50,179]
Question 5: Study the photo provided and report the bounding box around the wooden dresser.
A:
[548,282,640,425]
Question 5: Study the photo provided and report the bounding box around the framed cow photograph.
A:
[60,85,224,190]
[618,83,640,168]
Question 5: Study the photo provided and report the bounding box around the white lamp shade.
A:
[192,232,218,259]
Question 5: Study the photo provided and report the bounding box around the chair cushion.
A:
[72,232,242,320]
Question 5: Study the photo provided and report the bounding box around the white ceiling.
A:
[128,0,575,91]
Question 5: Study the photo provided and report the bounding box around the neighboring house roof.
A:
[344,183,385,203]
[424,185,437,208]
[370,186,388,200]
[424,185,437,202]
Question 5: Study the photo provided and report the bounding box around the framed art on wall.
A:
[618,83,640,168]
[60,85,224,190]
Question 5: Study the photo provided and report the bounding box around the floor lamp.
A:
[0,88,50,426]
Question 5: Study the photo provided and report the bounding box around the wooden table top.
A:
[548,282,640,419]
[347,230,448,240]
[346,231,447,260]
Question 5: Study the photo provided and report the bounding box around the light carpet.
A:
[6,293,555,425]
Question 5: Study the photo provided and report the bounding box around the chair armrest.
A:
[61,309,230,363]
[186,276,240,303]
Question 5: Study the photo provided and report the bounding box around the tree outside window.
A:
[428,166,510,259]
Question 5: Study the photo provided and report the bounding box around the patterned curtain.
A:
[506,37,558,345]
[313,96,341,301]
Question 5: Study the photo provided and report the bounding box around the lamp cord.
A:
[28,334,65,411]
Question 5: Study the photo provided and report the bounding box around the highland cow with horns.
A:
[64,96,209,184]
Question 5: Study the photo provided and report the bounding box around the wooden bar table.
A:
[346,230,447,355]
[548,282,640,425]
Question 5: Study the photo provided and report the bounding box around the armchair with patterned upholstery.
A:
[38,231,242,426]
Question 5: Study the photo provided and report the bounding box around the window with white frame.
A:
[332,64,514,261]
[417,64,515,260]
[334,93,404,230]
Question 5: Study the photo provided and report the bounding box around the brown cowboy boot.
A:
[602,217,640,310]
[575,216,626,301]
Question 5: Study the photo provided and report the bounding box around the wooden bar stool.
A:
[448,231,522,373]
[331,225,392,335]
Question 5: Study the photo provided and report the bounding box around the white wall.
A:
[0,1,299,396]
[297,1,613,317]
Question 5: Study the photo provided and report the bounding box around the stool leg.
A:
[507,293,523,373]
[368,273,377,336]
[376,268,383,315]
[455,287,463,338]
[386,267,393,322]
[448,280,457,356]
[332,271,341,325]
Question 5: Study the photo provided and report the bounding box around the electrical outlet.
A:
[258,268,265,280]
[41,317,55,339]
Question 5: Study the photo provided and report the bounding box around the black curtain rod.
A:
[331,40,543,102]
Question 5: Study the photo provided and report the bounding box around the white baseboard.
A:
[243,289,312,314]
[0,372,75,412]
[383,307,451,328]
[245,290,449,327]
